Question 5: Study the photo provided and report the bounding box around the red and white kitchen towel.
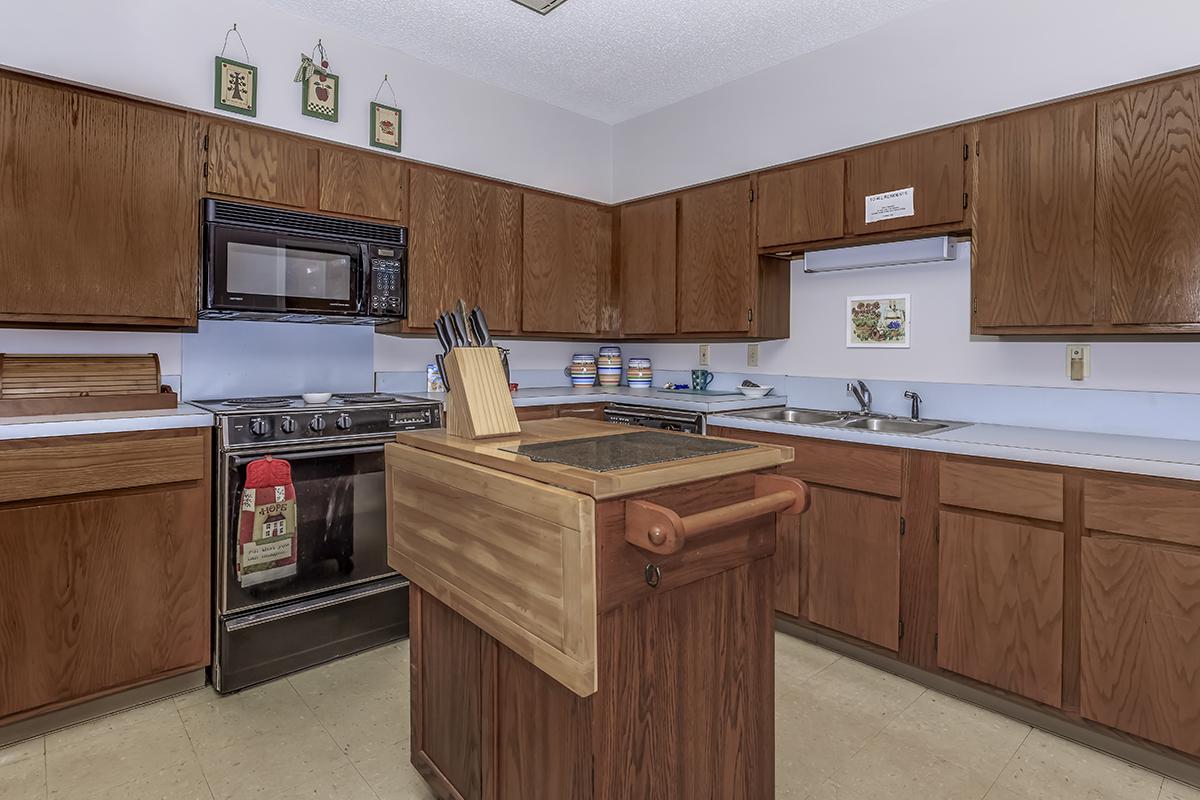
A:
[237,456,299,587]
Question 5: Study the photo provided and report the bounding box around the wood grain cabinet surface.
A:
[677,178,756,334]
[406,166,520,332]
[756,157,845,248]
[845,127,966,236]
[0,74,198,326]
[317,147,406,222]
[521,193,612,336]
[205,120,311,208]
[619,196,678,335]
[973,101,1097,328]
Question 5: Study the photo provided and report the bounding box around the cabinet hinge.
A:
[898,619,905,640]
[747,308,753,323]
[899,516,906,536]
[963,143,969,161]
[934,632,938,649]
[963,192,969,210]
[975,140,980,157]
[203,133,209,151]
[202,162,209,178]
[749,187,756,203]
[972,296,978,314]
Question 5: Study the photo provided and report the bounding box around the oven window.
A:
[224,448,396,613]
[226,241,353,301]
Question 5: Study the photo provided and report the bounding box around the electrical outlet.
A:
[699,344,710,367]
[1067,344,1091,381]
[747,343,759,368]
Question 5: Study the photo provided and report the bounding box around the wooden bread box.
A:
[0,354,178,417]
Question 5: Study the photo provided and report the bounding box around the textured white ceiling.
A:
[261,0,947,123]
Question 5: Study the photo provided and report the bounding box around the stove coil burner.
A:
[334,393,399,405]
[221,396,294,409]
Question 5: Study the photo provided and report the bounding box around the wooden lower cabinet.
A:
[0,429,211,723]
[516,403,606,422]
[805,486,901,651]
[1081,536,1200,756]
[937,511,1064,707]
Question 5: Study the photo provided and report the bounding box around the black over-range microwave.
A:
[201,199,407,324]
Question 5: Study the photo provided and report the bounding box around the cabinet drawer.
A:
[1084,478,1200,547]
[0,430,206,504]
[516,405,558,422]
[940,460,1064,522]
[785,438,903,497]
[556,404,605,420]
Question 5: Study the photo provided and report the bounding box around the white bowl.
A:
[302,392,333,404]
[737,385,774,398]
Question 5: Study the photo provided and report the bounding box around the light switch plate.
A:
[1067,344,1091,380]
[699,345,710,367]
[747,343,759,368]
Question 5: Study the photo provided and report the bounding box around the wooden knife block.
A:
[442,347,520,439]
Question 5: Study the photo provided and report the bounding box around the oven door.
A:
[206,223,367,316]
[219,442,397,614]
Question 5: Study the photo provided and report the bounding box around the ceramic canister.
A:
[566,353,597,386]
[597,346,622,386]
[626,357,653,388]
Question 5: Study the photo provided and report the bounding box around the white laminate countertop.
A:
[708,412,1200,482]
[0,404,215,441]
[410,386,788,414]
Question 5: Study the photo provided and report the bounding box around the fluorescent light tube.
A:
[801,236,956,273]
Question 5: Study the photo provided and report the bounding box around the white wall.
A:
[612,0,1200,200]
[634,244,1200,395]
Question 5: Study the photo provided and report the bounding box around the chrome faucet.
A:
[904,390,922,421]
[847,380,872,415]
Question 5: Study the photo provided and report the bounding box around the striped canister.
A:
[626,357,653,388]
[565,353,597,386]
[597,346,622,386]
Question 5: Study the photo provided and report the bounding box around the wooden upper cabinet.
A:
[0,75,197,326]
[1098,75,1200,325]
[407,166,520,332]
[677,178,754,334]
[937,511,1064,707]
[756,158,845,248]
[521,193,612,335]
[973,101,1096,328]
[318,148,406,222]
[846,127,966,236]
[805,486,901,650]
[620,196,678,335]
[206,121,311,208]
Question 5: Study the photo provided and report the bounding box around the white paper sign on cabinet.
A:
[865,187,915,224]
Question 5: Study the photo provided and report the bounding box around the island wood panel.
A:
[973,101,1096,327]
[1081,537,1200,757]
[386,442,598,696]
[756,157,845,247]
[411,590,485,800]
[0,430,206,504]
[0,481,210,721]
[522,193,611,335]
[593,559,773,800]
[317,147,405,222]
[805,486,901,651]
[619,196,678,335]
[1084,477,1200,548]
[0,75,198,324]
[205,121,310,207]
[845,127,966,236]
[406,166,521,331]
[939,459,1065,522]
[937,511,1064,707]
[1098,75,1200,325]
[677,178,754,334]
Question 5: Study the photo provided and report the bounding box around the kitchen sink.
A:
[731,407,851,425]
[835,417,956,434]
[721,407,969,436]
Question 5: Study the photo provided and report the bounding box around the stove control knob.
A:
[310,416,327,433]
[249,417,269,437]
[279,416,297,434]
[336,413,353,431]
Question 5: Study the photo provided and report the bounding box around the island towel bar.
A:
[624,473,810,556]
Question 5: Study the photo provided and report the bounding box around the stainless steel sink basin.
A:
[834,417,955,435]
[730,407,850,425]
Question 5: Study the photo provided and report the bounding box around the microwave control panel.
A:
[369,247,404,316]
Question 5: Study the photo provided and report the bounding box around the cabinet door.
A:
[937,511,1064,707]
[1081,537,1200,756]
[756,158,845,247]
[677,178,754,334]
[0,487,210,719]
[318,147,406,222]
[521,193,611,335]
[206,120,310,207]
[774,513,803,617]
[1098,75,1200,325]
[805,486,900,650]
[619,196,677,335]
[0,76,197,325]
[974,102,1096,327]
[408,166,520,332]
[846,127,966,236]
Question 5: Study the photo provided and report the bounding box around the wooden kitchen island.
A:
[385,418,806,800]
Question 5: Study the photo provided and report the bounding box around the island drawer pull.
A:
[624,474,810,556]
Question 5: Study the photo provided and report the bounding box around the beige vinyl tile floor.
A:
[1,633,1197,800]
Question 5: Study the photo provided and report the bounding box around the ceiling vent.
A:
[510,0,570,14]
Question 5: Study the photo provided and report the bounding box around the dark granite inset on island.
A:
[503,429,754,472]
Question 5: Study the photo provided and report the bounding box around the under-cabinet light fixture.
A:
[801,236,957,273]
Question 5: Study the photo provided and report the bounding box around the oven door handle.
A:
[229,443,386,467]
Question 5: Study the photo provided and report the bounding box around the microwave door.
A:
[209,225,365,316]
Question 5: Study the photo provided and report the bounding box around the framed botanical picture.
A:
[302,70,339,122]
[370,102,402,152]
[214,56,258,117]
[847,294,910,348]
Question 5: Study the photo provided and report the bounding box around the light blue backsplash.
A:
[181,320,375,400]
